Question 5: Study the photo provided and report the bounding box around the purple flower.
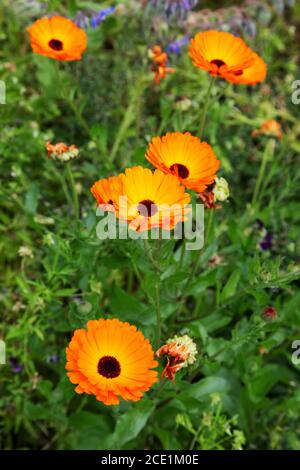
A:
[46,354,60,364]
[166,36,189,54]
[259,232,273,251]
[149,0,198,18]
[91,6,116,28]
[10,357,23,374]
[255,219,273,251]
[74,12,90,29]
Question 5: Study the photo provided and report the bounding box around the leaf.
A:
[247,365,292,403]
[25,182,39,215]
[221,270,241,301]
[109,285,151,325]
[178,377,230,403]
[108,399,155,450]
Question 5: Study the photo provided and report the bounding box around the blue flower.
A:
[166,36,189,54]
[91,6,116,29]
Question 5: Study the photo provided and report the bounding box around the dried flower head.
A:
[149,45,175,84]
[45,141,79,162]
[252,119,283,140]
[156,334,197,380]
[213,177,230,202]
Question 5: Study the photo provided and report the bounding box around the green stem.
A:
[252,139,276,206]
[143,238,162,345]
[155,282,161,346]
[205,209,214,244]
[65,163,79,220]
[199,75,216,139]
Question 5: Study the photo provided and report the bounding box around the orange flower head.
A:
[156,335,197,381]
[119,166,190,232]
[189,30,266,85]
[66,318,158,405]
[90,175,124,213]
[146,132,220,193]
[45,141,79,162]
[27,16,87,61]
[252,119,283,140]
[149,45,175,84]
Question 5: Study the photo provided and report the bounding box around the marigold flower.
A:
[90,175,124,213]
[46,141,79,162]
[189,30,266,85]
[146,132,220,193]
[119,166,190,232]
[252,119,283,140]
[156,334,197,381]
[150,45,175,84]
[27,16,87,61]
[66,318,158,406]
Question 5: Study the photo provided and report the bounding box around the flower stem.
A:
[199,75,216,139]
[155,282,161,346]
[65,163,79,220]
[252,138,276,206]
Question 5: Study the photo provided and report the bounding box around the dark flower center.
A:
[169,163,189,179]
[137,199,158,217]
[97,356,121,378]
[49,39,63,51]
[108,199,113,205]
[210,59,226,68]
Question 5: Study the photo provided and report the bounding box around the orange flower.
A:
[45,141,79,162]
[66,318,158,406]
[150,45,175,84]
[189,30,266,85]
[90,175,124,213]
[27,16,87,61]
[146,132,220,193]
[252,119,283,140]
[119,166,190,232]
[156,335,197,381]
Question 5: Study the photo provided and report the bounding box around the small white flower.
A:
[18,246,33,258]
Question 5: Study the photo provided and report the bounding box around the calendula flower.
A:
[189,30,266,85]
[90,175,124,213]
[149,45,175,84]
[45,141,79,162]
[156,334,197,380]
[119,166,190,232]
[27,16,87,61]
[66,318,158,406]
[146,132,220,193]
[252,119,283,140]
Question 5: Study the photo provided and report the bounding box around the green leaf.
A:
[25,182,39,215]
[178,377,230,403]
[108,399,155,450]
[221,270,241,301]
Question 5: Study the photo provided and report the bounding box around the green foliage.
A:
[0,0,300,451]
